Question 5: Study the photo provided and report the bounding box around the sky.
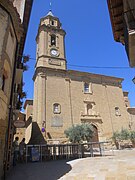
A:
[23,0,135,108]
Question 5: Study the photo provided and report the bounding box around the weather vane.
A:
[50,1,52,11]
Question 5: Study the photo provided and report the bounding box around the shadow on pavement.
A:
[6,160,71,180]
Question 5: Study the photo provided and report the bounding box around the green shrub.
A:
[64,123,94,143]
[120,129,130,140]
[130,131,135,143]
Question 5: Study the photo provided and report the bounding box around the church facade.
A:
[26,11,131,144]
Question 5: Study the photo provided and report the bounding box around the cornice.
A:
[0,0,23,42]
[127,107,135,115]
[40,15,60,22]
[123,91,129,96]
[33,66,67,81]
[33,67,123,87]
[67,70,123,84]
[37,55,67,62]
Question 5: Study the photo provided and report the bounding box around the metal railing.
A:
[25,141,113,163]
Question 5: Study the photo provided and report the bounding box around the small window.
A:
[1,69,8,93]
[53,103,61,114]
[51,34,56,46]
[84,83,89,93]
[2,75,6,91]
[84,82,93,94]
[115,107,121,116]
[51,20,54,26]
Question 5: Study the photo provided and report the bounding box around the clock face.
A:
[50,49,58,56]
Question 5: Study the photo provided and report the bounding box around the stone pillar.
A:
[37,74,42,128]
[40,74,46,130]
[39,31,45,57]
[33,76,38,122]
[35,73,46,130]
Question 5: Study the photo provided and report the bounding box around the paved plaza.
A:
[6,149,135,180]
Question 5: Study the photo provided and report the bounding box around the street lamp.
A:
[132,77,135,84]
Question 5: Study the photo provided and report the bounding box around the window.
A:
[2,75,6,91]
[84,83,89,93]
[84,82,93,94]
[115,107,121,116]
[1,69,8,91]
[2,61,10,95]
[51,20,54,26]
[51,34,56,46]
[53,103,61,114]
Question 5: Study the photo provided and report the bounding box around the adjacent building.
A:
[0,0,33,178]
[107,0,135,130]
[107,0,135,67]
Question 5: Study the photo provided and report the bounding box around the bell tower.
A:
[36,10,67,70]
[32,11,67,141]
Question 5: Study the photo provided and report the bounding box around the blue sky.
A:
[23,0,135,107]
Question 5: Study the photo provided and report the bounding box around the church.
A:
[22,10,131,144]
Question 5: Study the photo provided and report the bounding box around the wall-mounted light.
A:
[132,76,135,84]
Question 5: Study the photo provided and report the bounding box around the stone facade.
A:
[0,1,22,177]
[27,11,131,145]
[0,0,33,178]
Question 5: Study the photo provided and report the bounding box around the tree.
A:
[112,131,121,149]
[64,123,94,143]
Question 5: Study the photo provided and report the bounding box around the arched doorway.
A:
[91,124,99,143]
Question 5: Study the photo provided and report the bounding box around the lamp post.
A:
[132,77,135,84]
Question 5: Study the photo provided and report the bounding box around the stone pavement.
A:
[6,149,135,180]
